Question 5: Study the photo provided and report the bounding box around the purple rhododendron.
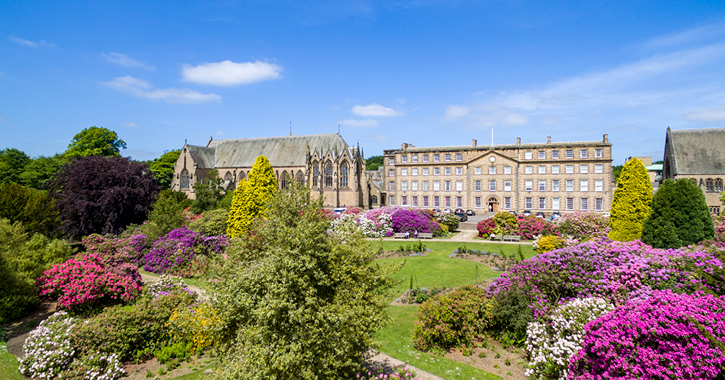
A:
[390,209,440,234]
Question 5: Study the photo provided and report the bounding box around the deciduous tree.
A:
[226,156,277,238]
[641,179,714,248]
[0,148,30,185]
[149,150,181,190]
[0,182,60,236]
[19,154,64,189]
[609,158,652,241]
[52,156,159,240]
[64,126,127,159]
[191,169,224,214]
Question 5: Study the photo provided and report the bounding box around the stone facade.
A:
[171,134,373,209]
[662,127,725,215]
[383,135,614,215]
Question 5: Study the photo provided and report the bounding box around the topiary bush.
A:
[569,290,725,379]
[413,285,493,351]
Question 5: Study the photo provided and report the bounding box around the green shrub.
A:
[413,286,493,351]
[489,284,535,342]
[189,209,229,237]
[535,235,566,253]
[147,190,192,237]
[155,342,191,364]
[609,158,652,242]
[493,211,518,235]
[69,291,196,361]
[437,213,460,232]
[0,182,60,236]
[226,156,277,238]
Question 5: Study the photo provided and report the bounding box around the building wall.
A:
[383,136,614,215]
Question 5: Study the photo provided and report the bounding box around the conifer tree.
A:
[608,158,653,241]
[641,179,714,248]
[226,156,278,238]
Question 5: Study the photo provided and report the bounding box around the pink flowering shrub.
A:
[476,218,495,237]
[341,207,363,215]
[37,254,142,312]
[555,212,609,240]
[517,216,558,240]
[391,210,440,234]
[713,214,725,241]
[569,290,725,379]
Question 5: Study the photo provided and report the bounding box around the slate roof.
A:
[186,145,216,169]
[667,128,725,175]
[206,133,351,168]
[394,141,609,153]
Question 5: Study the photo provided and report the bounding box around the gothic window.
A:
[717,179,723,193]
[340,162,349,188]
[371,195,378,205]
[313,162,319,187]
[296,170,305,185]
[239,171,246,181]
[181,169,190,190]
[325,162,333,187]
[224,171,233,182]
[707,178,714,192]
[281,171,288,190]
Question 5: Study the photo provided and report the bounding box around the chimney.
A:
[401,142,408,151]
[472,139,477,148]
[547,136,551,145]
[517,137,521,145]
[603,134,609,143]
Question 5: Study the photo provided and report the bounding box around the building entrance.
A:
[487,197,499,213]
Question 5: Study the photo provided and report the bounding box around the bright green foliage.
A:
[64,126,127,159]
[365,155,384,170]
[0,183,60,236]
[211,183,400,379]
[0,219,73,322]
[641,179,714,248]
[191,169,224,214]
[0,148,30,185]
[189,209,228,236]
[536,235,566,253]
[608,158,652,241]
[226,156,278,238]
[493,211,518,234]
[19,154,64,189]
[149,150,181,190]
[147,190,193,237]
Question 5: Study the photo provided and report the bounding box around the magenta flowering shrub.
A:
[487,239,723,335]
[37,254,142,312]
[555,212,610,240]
[140,228,227,276]
[476,218,495,237]
[390,209,440,234]
[517,216,558,240]
[713,214,725,241]
[569,290,725,379]
[341,206,363,215]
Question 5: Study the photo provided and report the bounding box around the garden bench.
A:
[490,235,503,241]
[418,233,434,239]
[503,235,521,242]
[394,233,407,239]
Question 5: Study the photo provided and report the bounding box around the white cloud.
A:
[100,75,221,104]
[124,122,139,128]
[643,24,725,49]
[444,105,469,120]
[9,37,54,47]
[215,130,225,136]
[181,60,282,86]
[339,119,379,128]
[682,105,725,123]
[467,105,529,128]
[102,52,155,70]
[351,103,403,117]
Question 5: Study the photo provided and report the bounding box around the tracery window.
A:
[340,162,349,187]
[313,162,319,187]
[296,170,305,185]
[325,162,333,187]
[181,169,190,190]
[238,171,246,181]
[280,171,288,190]
[706,178,714,192]
[224,171,233,182]
[716,179,723,192]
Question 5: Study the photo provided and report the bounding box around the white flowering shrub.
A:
[63,351,126,380]
[19,311,77,379]
[144,273,192,298]
[330,212,392,238]
[525,297,614,380]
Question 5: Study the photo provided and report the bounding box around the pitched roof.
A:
[186,145,216,169]
[668,128,725,175]
[208,133,351,168]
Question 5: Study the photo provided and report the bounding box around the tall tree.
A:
[641,179,714,248]
[52,156,159,240]
[64,126,127,159]
[0,148,31,185]
[191,169,224,214]
[365,155,384,171]
[0,183,60,236]
[609,158,653,241]
[226,156,277,238]
[212,183,399,379]
[19,154,65,189]
[149,150,181,190]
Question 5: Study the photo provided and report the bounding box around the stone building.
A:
[662,127,725,215]
[383,135,614,215]
[171,133,372,209]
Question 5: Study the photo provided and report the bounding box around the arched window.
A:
[371,195,378,205]
[239,171,246,181]
[707,178,714,192]
[280,171,288,190]
[340,162,349,188]
[312,162,319,187]
[181,169,190,190]
[225,171,233,182]
[325,162,333,187]
[296,170,305,185]
[716,179,723,193]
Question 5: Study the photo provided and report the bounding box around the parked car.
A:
[333,207,347,215]
[455,208,465,214]
[443,208,452,214]
[551,212,561,221]
[466,209,476,216]
[535,212,546,219]
[508,210,518,216]
[455,211,468,222]
[523,210,532,216]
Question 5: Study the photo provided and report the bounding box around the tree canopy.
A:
[226,156,278,238]
[52,156,158,240]
[0,148,31,185]
[609,158,652,242]
[19,154,65,189]
[64,126,127,159]
[0,183,60,236]
[149,150,181,190]
[365,155,384,171]
[641,179,714,248]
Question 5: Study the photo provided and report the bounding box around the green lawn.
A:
[0,328,24,380]
[375,306,500,380]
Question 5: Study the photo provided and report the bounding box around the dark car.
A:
[466,209,476,216]
[455,211,468,222]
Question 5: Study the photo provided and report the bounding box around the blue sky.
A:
[2,1,725,164]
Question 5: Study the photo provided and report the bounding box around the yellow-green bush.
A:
[226,156,278,238]
[167,303,223,354]
[536,235,566,253]
[609,158,652,242]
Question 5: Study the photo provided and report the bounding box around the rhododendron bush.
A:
[140,227,227,276]
[37,254,142,312]
[328,206,443,238]
[555,211,610,241]
[517,216,558,240]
